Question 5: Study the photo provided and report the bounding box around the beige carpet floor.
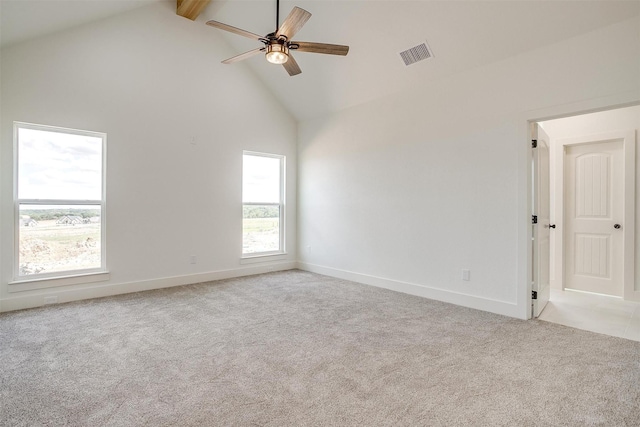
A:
[1,270,639,426]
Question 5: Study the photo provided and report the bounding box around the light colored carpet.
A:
[1,270,639,426]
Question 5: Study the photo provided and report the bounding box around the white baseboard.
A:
[2,261,524,318]
[297,262,523,319]
[0,262,297,313]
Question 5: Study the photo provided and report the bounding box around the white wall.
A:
[541,105,640,296]
[297,16,640,319]
[0,2,298,311]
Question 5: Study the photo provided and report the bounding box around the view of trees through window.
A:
[18,206,102,276]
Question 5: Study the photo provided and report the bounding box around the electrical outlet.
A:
[462,269,471,281]
[189,255,197,264]
[44,296,59,305]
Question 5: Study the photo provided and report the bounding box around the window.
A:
[242,151,285,256]
[14,122,106,279]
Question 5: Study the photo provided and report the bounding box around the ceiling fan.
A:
[205,0,349,76]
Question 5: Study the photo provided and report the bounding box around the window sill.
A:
[240,253,288,264]
[8,271,111,293]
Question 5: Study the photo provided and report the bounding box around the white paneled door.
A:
[564,140,624,296]
[532,125,551,317]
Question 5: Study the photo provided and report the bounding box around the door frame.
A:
[532,124,551,317]
[522,95,640,320]
[555,131,636,300]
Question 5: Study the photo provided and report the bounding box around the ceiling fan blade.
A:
[206,20,264,41]
[291,41,349,56]
[283,54,302,76]
[222,48,265,64]
[276,7,311,40]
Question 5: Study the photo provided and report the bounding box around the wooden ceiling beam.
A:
[177,0,211,21]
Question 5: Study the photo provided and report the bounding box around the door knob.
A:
[548,224,556,229]
[614,224,621,229]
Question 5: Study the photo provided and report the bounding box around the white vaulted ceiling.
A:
[2,0,639,121]
[0,0,165,47]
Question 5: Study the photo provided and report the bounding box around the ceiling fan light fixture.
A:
[266,43,289,64]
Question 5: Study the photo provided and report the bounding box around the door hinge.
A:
[532,290,538,300]
[532,215,538,224]
[532,139,537,148]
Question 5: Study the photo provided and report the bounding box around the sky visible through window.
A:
[243,154,280,203]
[18,127,102,201]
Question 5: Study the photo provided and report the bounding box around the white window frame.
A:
[12,122,108,285]
[242,151,286,258]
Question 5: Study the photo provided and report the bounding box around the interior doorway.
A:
[532,104,640,339]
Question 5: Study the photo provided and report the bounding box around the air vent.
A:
[400,42,433,66]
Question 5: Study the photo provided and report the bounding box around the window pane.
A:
[18,205,102,276]
[243,155,280,203]
[243,205,280,254]
[18,127,102,200]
